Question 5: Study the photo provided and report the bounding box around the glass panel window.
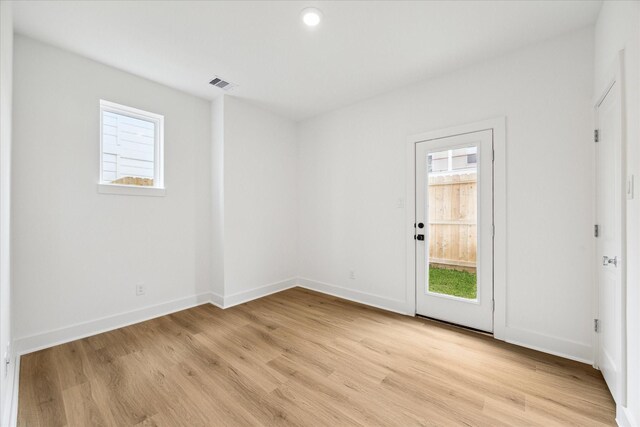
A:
[427,146,478,300]
[100,100,164,189]
[428,151,449,173]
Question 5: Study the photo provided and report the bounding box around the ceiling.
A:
[12,1,602,121]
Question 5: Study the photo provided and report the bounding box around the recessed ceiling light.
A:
[301,8,322,27]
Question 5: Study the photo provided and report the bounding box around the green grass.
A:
[429,267,477,299]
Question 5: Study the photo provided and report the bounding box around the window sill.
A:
[97,183,166,197]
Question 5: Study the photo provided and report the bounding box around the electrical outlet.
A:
[349,270,356,280]
[136,283,146,296]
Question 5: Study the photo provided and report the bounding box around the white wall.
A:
[298,28,595,362]
[595,2,640,425]
[10,36,298,350]
[221,96,298,305]
[12,36,213,351]
[210,96,225,301]
[0,1,14,424]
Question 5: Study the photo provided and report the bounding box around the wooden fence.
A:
[428,172,477,273]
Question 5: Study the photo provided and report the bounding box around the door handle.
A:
[602,256,618,267]
[415,234,425,241]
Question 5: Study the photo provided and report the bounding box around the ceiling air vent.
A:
[209,76,237,92]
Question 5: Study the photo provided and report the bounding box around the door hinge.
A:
[492,224,495,238]
[492,299,495,312]
[594,129,599,142]
[492,150,495,162]
[594,224,599,238]
[594,319,600,333]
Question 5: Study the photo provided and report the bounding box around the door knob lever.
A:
[602,256,618,267]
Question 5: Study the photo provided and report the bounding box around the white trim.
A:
[593,50,628,406]
[616,404,637,427]
[12,279,296,356]
[14,292,213,355]
[5,354,19,427]
[405,140,417,314]
[406,117,507,338]
[0,283,612,427]
[99,99,165,192]
[210,291,224,308]
[223,278,297,308]
[6,282,594,426]
[8,283,602,359]
[504,326,593,364]
[97,183,166,197]
[424,289,481,305]
[100,99,164,123]
[297,277,414,315]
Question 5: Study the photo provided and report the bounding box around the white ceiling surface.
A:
[12,1,602,121]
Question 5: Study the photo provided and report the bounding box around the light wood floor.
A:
[18,288,615,426]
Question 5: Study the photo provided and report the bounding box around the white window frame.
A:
[98,100,165,196]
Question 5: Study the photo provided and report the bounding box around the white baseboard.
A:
[2,352,20,427]
[297,277,413,316]
[617,404,638,427]
[297,279,594,366]
[223,278,297,308]
[13,278,297,356]
[7,279,611,427]
[8,278,605,427]
[12,284,597,370]
[503,326,593,364]
[9,355,19,427]
[210,291,224,308]
[14,292,214,356]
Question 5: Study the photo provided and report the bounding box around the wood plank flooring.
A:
[18,288,615,426]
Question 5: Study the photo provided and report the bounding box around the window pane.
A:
[428,151,449,173]
[427,146,478,300]
[451,147,477,172]
[102,111,155,186]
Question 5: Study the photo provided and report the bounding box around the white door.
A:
[415,130,493,332]
[595,74,625,404]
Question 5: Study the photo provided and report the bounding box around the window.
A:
[428,147,477,174]
[466,153,477,164]
[98,100,165,196]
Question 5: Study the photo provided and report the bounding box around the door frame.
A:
[593,50,627,406]
[405,117,507,339]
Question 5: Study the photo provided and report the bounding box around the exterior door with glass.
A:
[415,130,493,332]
